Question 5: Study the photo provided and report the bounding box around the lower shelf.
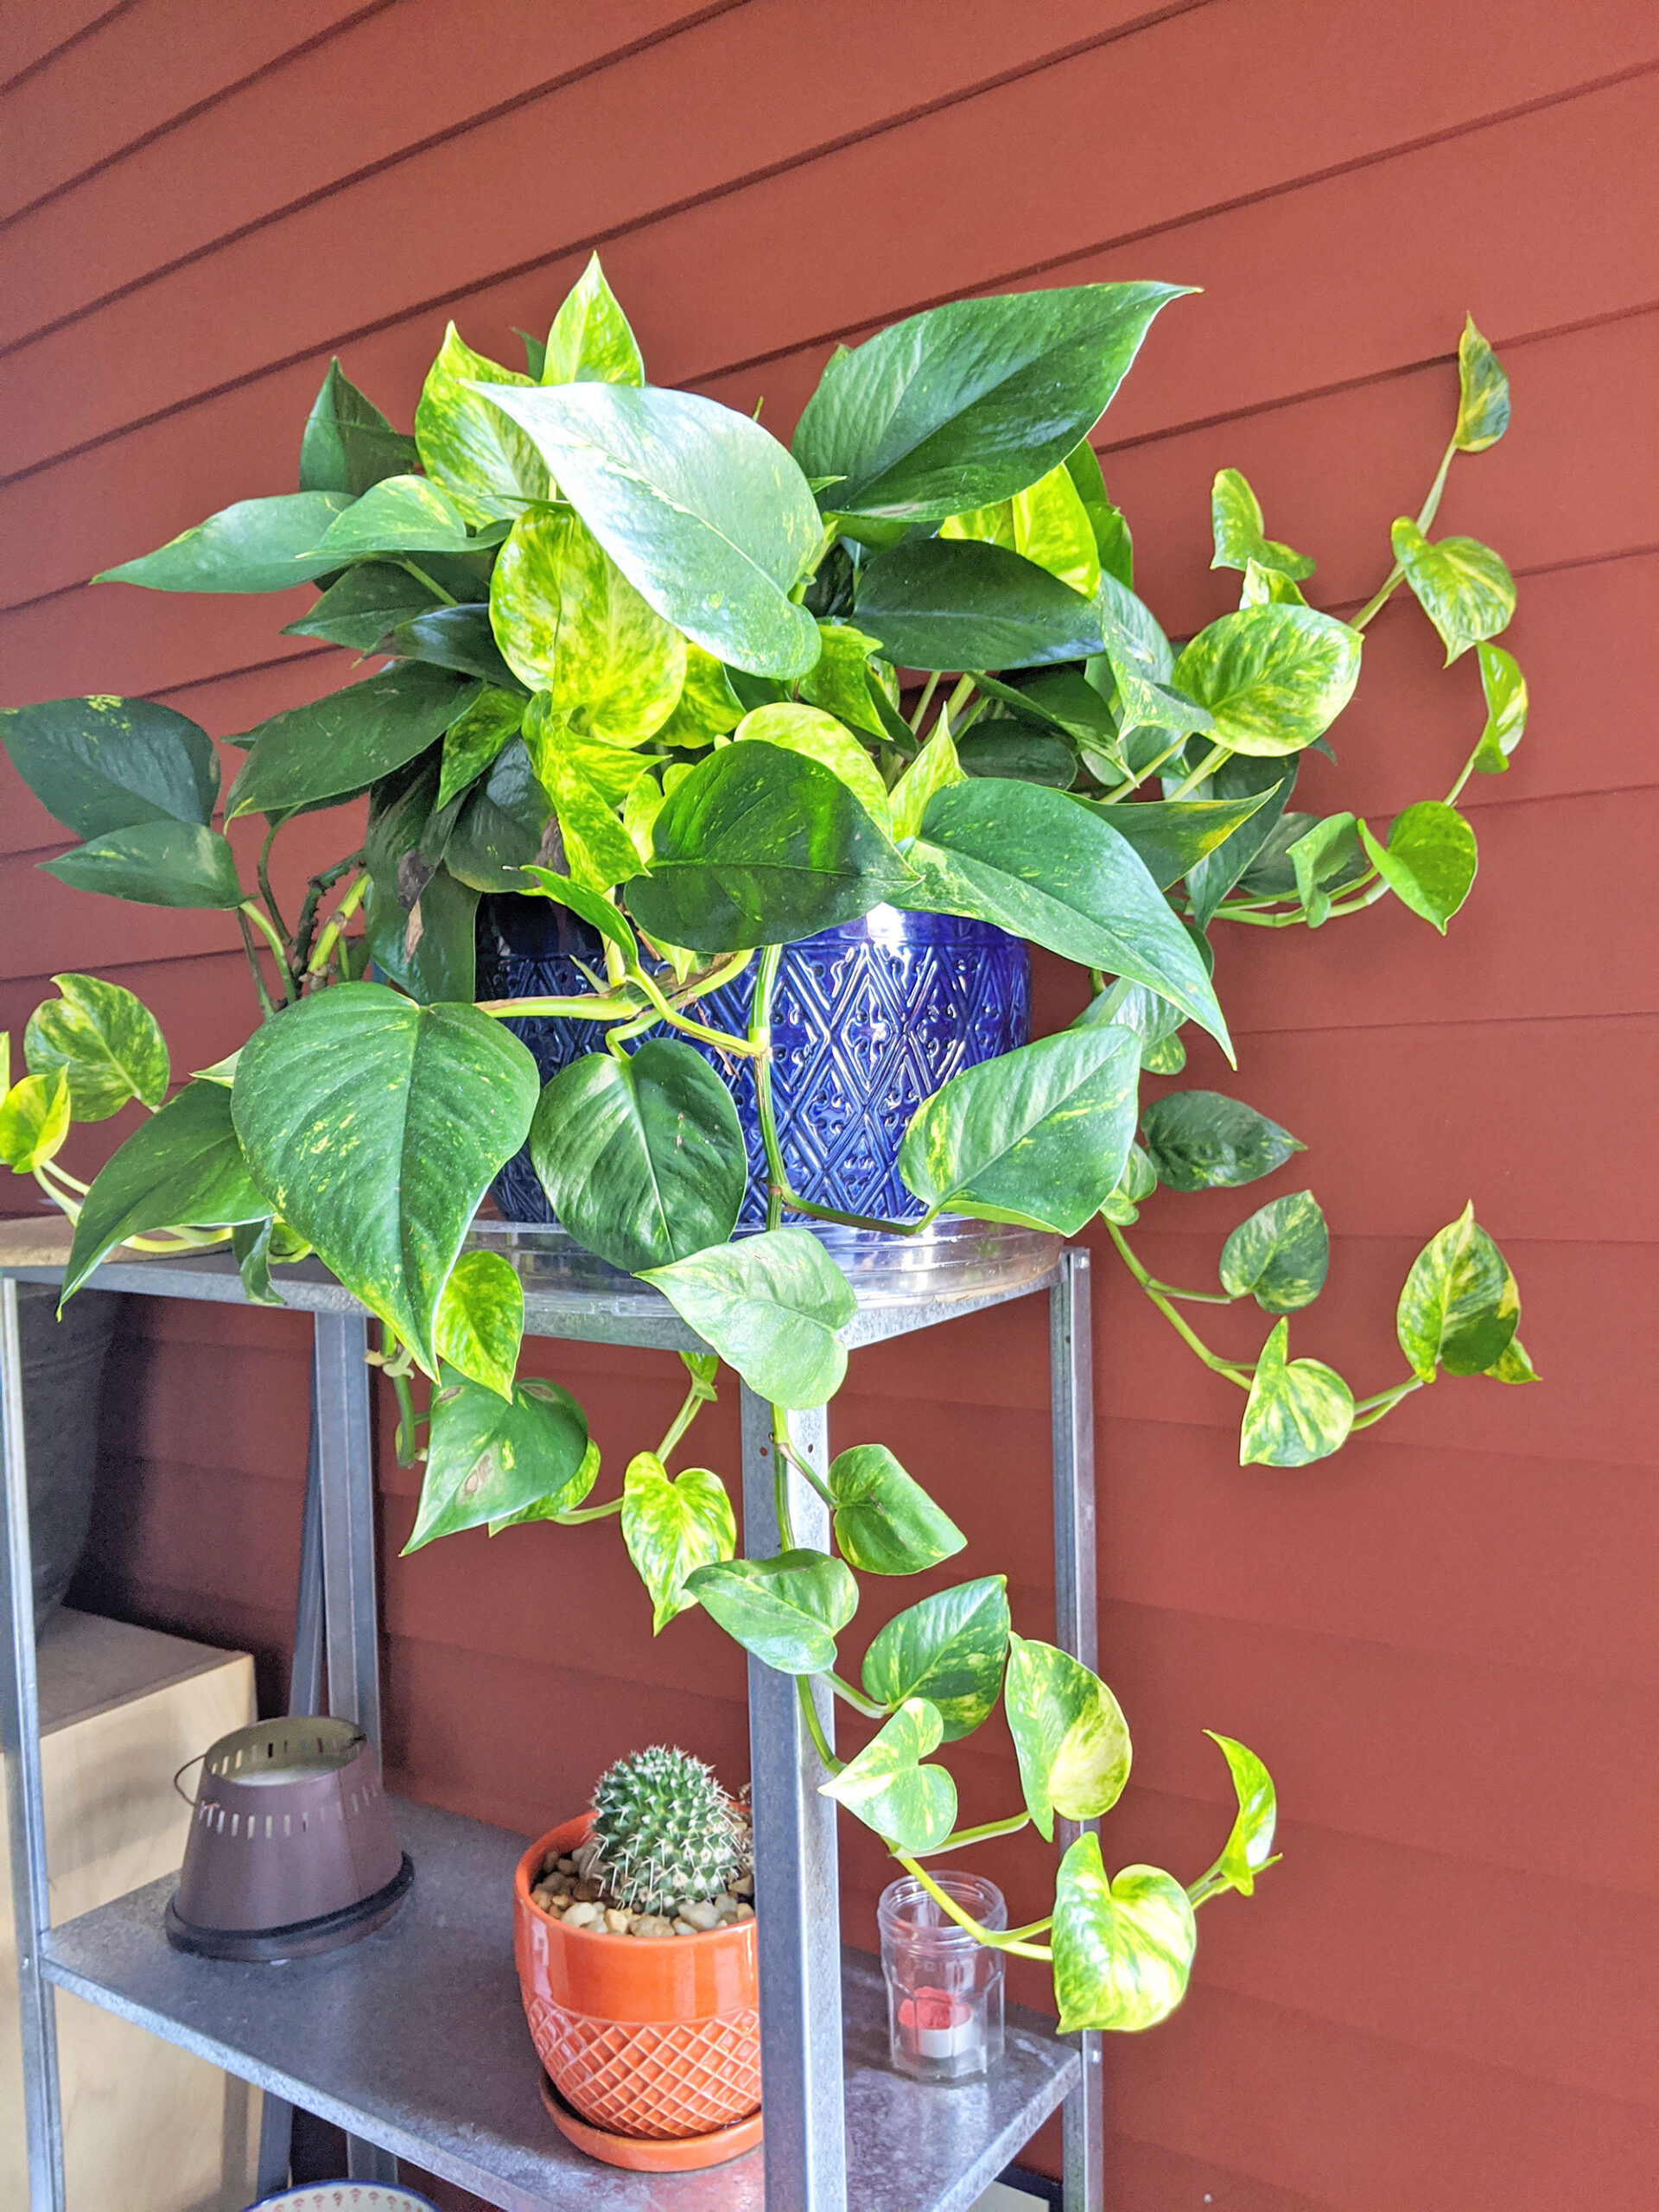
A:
[42,1795,1077,2212]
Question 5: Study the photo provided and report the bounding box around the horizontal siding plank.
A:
[0,0,391,219]
[4,0,1654,483]
[0,0,1147,346]
[0,0,130,92]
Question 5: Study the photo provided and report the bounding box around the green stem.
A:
[1107,1224,1255,1388]
[750,944,785,1233]
[1096,730,1198,804]
[1351,562,1404,632]
[1164,740,1233,802]
[1351,435,1458,632]
[911,1812,1031,1855]
[398,559,458,607]
[893,1854,1054,1960]
[1147,1277,1238,1306]
[239,899,295,990]
[236,911,280,1020]
[304,872,369,978]
[944,675,977,722]
[257,822,291,950]
[293,851,365,976]
[631,964,768,1058]
[769,1189,940,1237]
[776,1435,836,1510]
[655,1378,709,1464]
[389,1370,420,1466]
[553,1494,626,1524]
[824,1670,888,1719]
[908,671,942,734]
[32,1166,78,1221]
[480,989,644,1021]
[1350,1376,1425,1429]
[797,1676,841,1773]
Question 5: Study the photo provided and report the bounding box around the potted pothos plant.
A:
[0,259,1535,2040]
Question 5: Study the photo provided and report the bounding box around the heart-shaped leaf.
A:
[1172,606,1361,756]
[1357,802,1477,932]
[1203,1731,1280,1898]
[889,727,967,843]
[433,1248,524,1399]
[1453,315,1510,453]
[1098,1136,1158,1224]
[299,359,419,496]
[1240,558,1307,607]
[685,1547,858,1673]
[732,702,891,827]
[1078,792,1274,893]
[855,537,1105,671]
[828,1445,966,1576]
[1239,1319,1354,1465]
[478,379,823,676]
[792,283,1186,520]
[61,1081,270,1302]
[820,1698,957,1852]
[900,779,1230,1054]
[43,821,245,909]
[860,1576,1010,1741]
[628,741,913,954]
[0,696,220,838]
[1219,1191,1329,1313]
[1484,1335,1540,1384]
[956,723,1077,788]
[639,1226,855,1408]
[415,325,553,524]
[621,1452,736,1631]
[227,664,477,820]
[488,1437,601,1533]
[899,1025,1141,1235]
[308,474,509,562]
[1396,1203,1520,1381]
[1287,810,1361,927]
[489,508,686,736]
[25,974,168,1120]
[1391,520,1515,664]
[797,621,893,740]
[391,605,523,692]
[405,1369,590,1550]
[436,688,525,810]
[542,254,645,387]
[1004,1635,1133,1840]
[1141,1090,1302,1192]
[232,984,540,1373]
[1473,642,1528,774]
[1052,1834,1196,2033]
[1210,468,1314,580]
[530,1042,747,1274]
[0,1069,70,1175]
[283,563,448,650]
[94,492,354,594]
[444,738,550,892]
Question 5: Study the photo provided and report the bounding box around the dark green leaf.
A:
[791,283,1187,520]
[282,562,447,649]
[307,474,510,561]
[231,984,540,1372]
[819,1699,957,1852]
[226,664,476,820]
[957,723,1078,786]
[478,380,823,676]
[1391,520,1515,664]
[392,605,524,692]
[899,1025,1141,1235]
[442,739,550,892]
[1141,1090,1302,1192]
[828,1444,966,1576]
[1052,1834,1195,2034]
[639,1226,855,1409]
[855,537,1104,671]
[232,1218,282,1306]
[24,973,168,1120]
[1357,802,1477,932]
[685,1548,857,1674]
[977,668,1119,757]
[1005,1636,1133,1840]
[299,360,418,496]
[1185,756,1298,928]
[1219,1191,1329,1312]
[94,492,353,594]
[899,779,1230,1053]
[43,820,244,909]
[435,687,524,810]
[1395,1204,1520,1381]
[1173,607,1361,755]
[628,741,914,954]
[621,1452,735,1632]
[61,1083,270,1302]
[1454,315,1510,452]
[733,701,891,824]
[1079,792,1274,892]
[405,1369,589,1550]
[860,1575,1009,1742]
[529,1042,747,1274]
[0,696,219,837]
[1239,1318,1354,1465]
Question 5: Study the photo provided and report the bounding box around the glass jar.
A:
[876,1872,1006,2083]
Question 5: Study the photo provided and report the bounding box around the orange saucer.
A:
[538,2069,763,2172]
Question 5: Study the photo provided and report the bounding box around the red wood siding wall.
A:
[4,7,1656,2206]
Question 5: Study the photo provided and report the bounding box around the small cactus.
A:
[589,1745,747,1917]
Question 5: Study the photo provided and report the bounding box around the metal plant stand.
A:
[0,1222,1100,2212]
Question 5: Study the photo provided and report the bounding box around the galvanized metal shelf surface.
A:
[44,1793,1078,2212]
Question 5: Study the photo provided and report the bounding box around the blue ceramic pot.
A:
[476,898,1032,1226]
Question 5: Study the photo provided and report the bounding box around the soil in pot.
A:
[476,898,1031,1225]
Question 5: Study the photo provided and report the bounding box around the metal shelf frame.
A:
[0,1233,1101,2212]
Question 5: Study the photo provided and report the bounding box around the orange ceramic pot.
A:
[513,1813,762,2150]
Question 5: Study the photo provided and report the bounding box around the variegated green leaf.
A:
[827,1444,965,1576]
[1357,801,1477,932]
[1219,1191,1329,1313]
[1052,1834,1196,2033]
[732,701,889,826]
[0,1068,71,1174]
[1210,467,1314,580]
[819,1697,957,1852]
[1391,519,1515,664]
[1453,315,1510,452]
[1004,1635,1132,1841]
[491,509,686,740]
[24,974,168,1121]
[1173,606,1361,756]
[1239,1319,1353,1465]
[415,322,554,524]
[406,1369,590,1550]
[542,253,645,387]
[1396,1203,1520,1381]
[860,1576,1009,1741]
[1473,642,1528,773]
[433,1248,524,1400]
[621,1452,736,1631]
[1203,1731,1279,1898]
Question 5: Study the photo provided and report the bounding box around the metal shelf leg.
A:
[1052,1250,1104,2212]
[741,1385,847,2212]
[313,1308,398,2187]
[0,1280,66,2212]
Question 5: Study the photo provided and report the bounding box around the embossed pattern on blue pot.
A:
[477,899,1032,1226]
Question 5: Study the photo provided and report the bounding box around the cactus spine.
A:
[589,1745,746,1917]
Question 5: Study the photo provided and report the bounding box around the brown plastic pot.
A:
[513,1813,761,2161]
